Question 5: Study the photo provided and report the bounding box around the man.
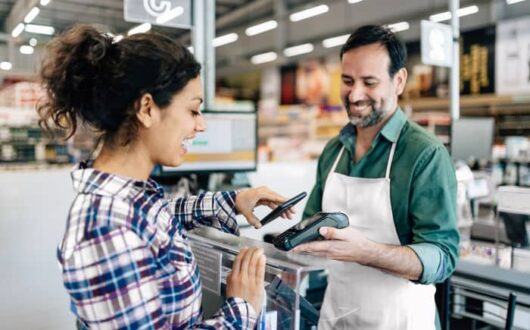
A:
[295,25,459,329]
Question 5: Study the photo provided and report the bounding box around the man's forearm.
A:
[360,241,423,280]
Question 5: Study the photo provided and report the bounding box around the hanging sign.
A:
[124,0,192,29]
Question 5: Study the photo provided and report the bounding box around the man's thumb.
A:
[319,226,337,239]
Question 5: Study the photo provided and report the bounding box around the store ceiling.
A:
[0,0,529,77]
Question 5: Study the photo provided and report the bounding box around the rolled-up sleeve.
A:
[407,145,460,284]
[169,191,240,235]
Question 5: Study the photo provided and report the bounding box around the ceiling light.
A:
[290,4,329,22]
[40,0,51,5]
[29,38,37,46]
[506,0,526,4]
[429,5,479,22]
[245,20,278,36]
[283,43,314,57]
[24,7,40,24]
[251,51,277,64]
[0,62,12,71]
[322,34,350,48]
[11,23,25,38]
[155,6,184,24]
[387,21,410,33]
[25,24,54,35]
[128,23,151,35]
[20,45,34,55]
[348,0,364,3]
[213,33,238,47]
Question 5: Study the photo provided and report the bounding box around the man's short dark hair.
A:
[340,25,407,77]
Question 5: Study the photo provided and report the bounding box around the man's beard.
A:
[345,99,388,128]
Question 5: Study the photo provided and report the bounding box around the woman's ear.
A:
[136,94,156,128]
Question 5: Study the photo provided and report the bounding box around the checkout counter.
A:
[188,226,339,330]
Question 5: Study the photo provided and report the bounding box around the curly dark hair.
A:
[38,24,201,145]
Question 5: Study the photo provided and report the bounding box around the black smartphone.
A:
[260,192,307,226]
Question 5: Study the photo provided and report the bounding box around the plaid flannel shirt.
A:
[57,163,258,329]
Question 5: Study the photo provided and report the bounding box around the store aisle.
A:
[0,169,75,329]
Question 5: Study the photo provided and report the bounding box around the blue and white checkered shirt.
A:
[57,162,257,329]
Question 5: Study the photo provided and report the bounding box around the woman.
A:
[38,25,289,329]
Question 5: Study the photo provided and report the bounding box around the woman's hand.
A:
[226,247,267,314]
[236,186,294,228]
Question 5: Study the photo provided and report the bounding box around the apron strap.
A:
[330,146,345,174]
[385,141,398,179]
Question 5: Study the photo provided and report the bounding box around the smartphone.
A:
[260,192,307,226]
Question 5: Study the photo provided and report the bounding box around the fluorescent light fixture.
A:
[213,33,238,47]
[40,0,51,5]
[245,20,278,36]
[128,23,151,35]
[20,45,34,55]
[387,21,410,33]
[24,7,40,23]
[322,34,349,48]
[29,38,37,46]
[290,4,329,22]
[25,24,55,35]
[0,61,12,71]
[11,23,25,37]
[430,5,479,22]
[251,51,277,64]
[506,0,526,4]
[283,43,314,57]
[348,0,364,3]
[155,6,184,24]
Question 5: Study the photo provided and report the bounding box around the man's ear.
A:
[136,94,155,128]
[394,67,408,96]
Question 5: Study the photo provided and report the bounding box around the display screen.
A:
[294,214,323,231]
[451,118,494,162]
[158,111,257,174]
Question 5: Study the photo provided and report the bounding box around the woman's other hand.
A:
[226,247,267,314]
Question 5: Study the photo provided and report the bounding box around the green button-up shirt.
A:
[303,108,460,284]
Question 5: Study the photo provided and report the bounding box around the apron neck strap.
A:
[330,147,345,174]
[385,141,398,179]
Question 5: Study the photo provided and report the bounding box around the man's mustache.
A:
[345,100,374,108]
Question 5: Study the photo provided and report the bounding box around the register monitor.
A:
[155,111,257,175]
[450,117,495,162]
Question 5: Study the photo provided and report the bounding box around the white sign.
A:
[421,20,452,67]
[124,0,192,29]
[496,16,530,95]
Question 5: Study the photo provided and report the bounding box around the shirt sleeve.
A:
[62,227,258,330]
[168,191,240,235]
[406,145,460,284]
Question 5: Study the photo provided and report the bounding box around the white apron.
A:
[318,140,436,330]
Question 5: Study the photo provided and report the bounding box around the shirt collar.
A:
[379,107,407,143]
[339,107,407,146]
[70,161,164,199]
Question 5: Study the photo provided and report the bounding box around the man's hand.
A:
[293,226,374,263]
[294,226,423,280]
[236,186,295,228]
